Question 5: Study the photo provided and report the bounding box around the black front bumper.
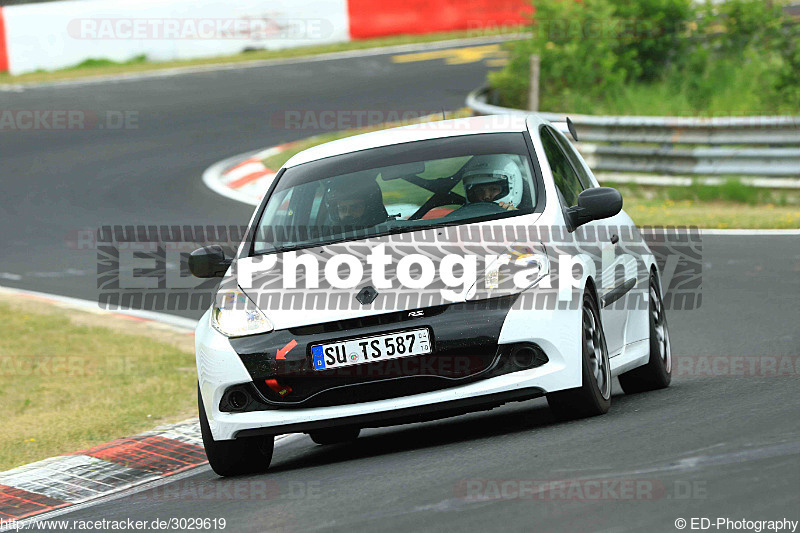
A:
[227,295,521,408]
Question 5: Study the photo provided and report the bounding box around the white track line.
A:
[0,285,198,331]
[698,229,800,236]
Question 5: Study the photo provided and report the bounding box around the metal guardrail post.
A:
[528,55,540,112]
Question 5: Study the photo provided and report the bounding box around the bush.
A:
[611,0,693,81]
[490,0,631,110]
[773,16,800,110]
[701,0,785,54]
[489,0,798,115]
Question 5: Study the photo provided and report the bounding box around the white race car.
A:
[190,115,672,476]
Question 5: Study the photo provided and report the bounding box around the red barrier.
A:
[0,7,8,73]
[347,0,530,40]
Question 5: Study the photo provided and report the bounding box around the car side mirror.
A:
[566,187,623,231]
[188,245,232,278]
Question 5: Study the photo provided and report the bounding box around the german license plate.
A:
[311,328,431,371]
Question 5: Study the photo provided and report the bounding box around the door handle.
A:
[610,234,619,244]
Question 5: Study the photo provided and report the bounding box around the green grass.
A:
[70,54,149,70]
[0,28,523,86]
[608,179,799,206]
[607,181,800,228]
[659,178,769,205]
[0,301,196,470]
[620,198,800,228]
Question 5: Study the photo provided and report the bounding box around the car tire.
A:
[547,290,611,419]
[618,272,672,394]
[309,427,361,445]
[198,386,274,477]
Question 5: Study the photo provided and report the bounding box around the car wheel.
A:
[547,290,611,419]
[309,427,361,445]
[198,386,274,477]
[618,272,672,394]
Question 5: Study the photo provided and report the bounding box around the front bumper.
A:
[197,308,578,440]
[196,284,585,441]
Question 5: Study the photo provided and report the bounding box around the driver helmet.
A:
[462,154,524,208]
[325,173,388,227]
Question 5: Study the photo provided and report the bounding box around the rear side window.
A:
[540,127,584,207]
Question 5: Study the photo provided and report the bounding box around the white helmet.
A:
[462,154,524,208]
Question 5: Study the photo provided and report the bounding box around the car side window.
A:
[540,127,584,207]
[553,130,594,189]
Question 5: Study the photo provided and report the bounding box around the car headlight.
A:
[484,244,550,290]
[211,286,274,337]
[511,246,550,289]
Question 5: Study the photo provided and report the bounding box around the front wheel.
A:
[547,290,611,419]
[618,273,672,394]
[198,386,274,477]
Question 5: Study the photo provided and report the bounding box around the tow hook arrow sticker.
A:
[276,339,298,360]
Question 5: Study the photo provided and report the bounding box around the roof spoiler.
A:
[553,117,579,142]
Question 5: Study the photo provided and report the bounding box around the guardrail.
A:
[466,87,800,179]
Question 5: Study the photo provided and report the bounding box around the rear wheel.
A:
[309,427,361,445]
[618,273,672,393]
[547,290,611,419]
[198,386,274,477]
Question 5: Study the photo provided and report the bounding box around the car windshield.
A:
[252,133,538,254]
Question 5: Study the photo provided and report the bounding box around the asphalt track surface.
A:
[1,41,798,532]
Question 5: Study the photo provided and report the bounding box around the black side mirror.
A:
[188,245,232,278]
[566,187,623,231]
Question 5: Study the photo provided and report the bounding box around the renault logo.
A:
[356,286,379,305]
